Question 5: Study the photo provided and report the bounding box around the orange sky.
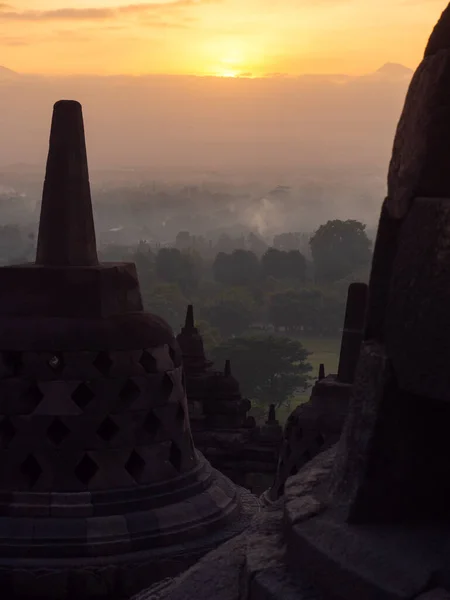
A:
[0,0,447,76]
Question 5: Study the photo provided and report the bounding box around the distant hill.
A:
[373,62,414,79]
[0,65,19,79]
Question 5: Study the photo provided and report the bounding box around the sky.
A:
[0,0,446,77]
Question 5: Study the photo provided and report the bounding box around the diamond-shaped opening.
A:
[22,384,44,413]
[20,454,42,489]
[72,383,94,410]
[125,450,146,483]
[74,454,99,486]
[169,441,182,472]
[315,433,325,448]
[48,353,65,375]
[47,418,70,446]
[119,379,140,404]
[2,351,22,376]
[139,350,157,374]
[161,373,174,401]
[143,410,161,437]
[0,417,16,448]
[97,417,119,442]
[93,351,113,376]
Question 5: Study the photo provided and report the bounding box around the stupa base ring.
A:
[0,454,259,599]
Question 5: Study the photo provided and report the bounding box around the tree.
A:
[211,335,312,408]
[261,248,306,282]
[130,243,156,289]
[201,287,258,338]
[144,283,188,332]
[155,247,200,294]
[309,220,372,283]
[196,319,222,353]
[268,288,345,336]
[212,249,260,287]
[247,232,268,257]
[273,232,302,252]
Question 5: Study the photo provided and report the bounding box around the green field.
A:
[250,336,341,426]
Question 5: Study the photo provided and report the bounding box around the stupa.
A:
[176,305,213,428]
[0,100,258,599]
[177,305,282,494]
[267,281,367,501]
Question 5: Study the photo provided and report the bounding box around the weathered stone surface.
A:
[416,591,450,600]
[132,533,247,600]
[385,197,450,401]
[387,51,450,218]
[289,516,439,600]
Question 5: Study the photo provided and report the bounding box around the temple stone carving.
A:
[266,281,367,501]
[0,100,258,599]
[178,306,282,495]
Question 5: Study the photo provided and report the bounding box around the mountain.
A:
[0,65,20,79]
[372,62,414,80]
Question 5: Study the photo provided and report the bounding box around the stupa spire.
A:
[224,359,232,377]
[36,100,98,266]
[185,304,195,329]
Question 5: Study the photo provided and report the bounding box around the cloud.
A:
[0,1,215,22]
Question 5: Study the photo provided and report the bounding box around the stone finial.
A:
[36,100,98,267]
[185,304,195,330]
[318,363,325,380]
[337,282,368,384]
[224,360,232,377]
[267,404,276,423]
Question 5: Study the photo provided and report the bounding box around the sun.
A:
[215,68,241,78]
[203,39,254,78]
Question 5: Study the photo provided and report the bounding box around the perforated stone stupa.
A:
[0,100,257,600]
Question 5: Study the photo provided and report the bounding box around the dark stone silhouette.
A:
[178,305,282,495]
[0,101,257,600]
[337,282,368,384]
[36,100,98,266]
[267,282,368,502]
[318,363,325,380]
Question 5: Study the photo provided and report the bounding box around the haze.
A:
[0,0,445,245]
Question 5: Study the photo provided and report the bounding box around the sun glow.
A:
[203,37,258,78]
[215,68,241,78]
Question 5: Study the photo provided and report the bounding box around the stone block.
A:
[0,262,143,318]
[385,197,450,402]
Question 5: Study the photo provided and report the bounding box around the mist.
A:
[0,62,411,245]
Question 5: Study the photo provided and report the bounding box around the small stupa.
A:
[267,281,368,500]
